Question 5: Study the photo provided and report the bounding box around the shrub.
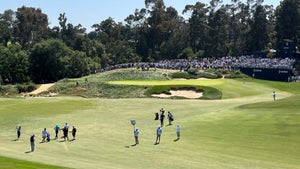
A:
[16,83,37,93]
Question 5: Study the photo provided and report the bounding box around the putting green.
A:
[0,79,299,169]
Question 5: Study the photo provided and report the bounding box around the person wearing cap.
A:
[54,124,60,139]
[30,134,35,152]
[155,126,162,144]
[133,128,139,145]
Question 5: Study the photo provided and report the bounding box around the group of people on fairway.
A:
[134,108,181,146]
[15,122,77,152]
[154,108,174,127]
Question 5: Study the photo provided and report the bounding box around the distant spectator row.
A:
[104,55,296,71]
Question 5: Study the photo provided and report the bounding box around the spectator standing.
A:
[176,124,181,140]
[72,125,77,140]
[167,111,174,125]
[273,91,276,101]
[54,124,60,139]
[30,134,35,152]
[155,126,162,144]
[160,109,165,127]
[134,128,139,145]
[63,123,69,141]
[16,125,21,140]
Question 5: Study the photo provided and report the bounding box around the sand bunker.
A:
[26,83,57,97]
[29,83,55,95]
[152,90,203,99]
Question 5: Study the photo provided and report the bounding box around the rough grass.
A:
[0,156,72,169]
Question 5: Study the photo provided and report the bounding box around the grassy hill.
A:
[0,68,299,169]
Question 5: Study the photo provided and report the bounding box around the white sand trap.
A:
[152,90,203,99]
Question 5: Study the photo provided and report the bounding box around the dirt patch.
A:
[151,90,203,99]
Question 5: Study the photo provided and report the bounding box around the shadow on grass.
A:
[173,138,180,142]
[124,143,138,148]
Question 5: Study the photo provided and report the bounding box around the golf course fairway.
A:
[0,78,300,169]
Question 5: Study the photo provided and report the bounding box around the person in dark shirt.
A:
[160,109,165,127]
[167,111,174,125]
[72,125,77,140]
[30,134,35,152]
[154,112,159,120]
[62,123,69,141]
[16,125,21,140]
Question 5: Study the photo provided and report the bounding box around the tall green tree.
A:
[29,39,71,83]
[184,2,209,54]
[125,8,149,61]
[248,5,268,53]
[275,0,300,56]
[207,7,231,57]
[0,43,29,83]
[145,0,167,60]
[15,6,49,49]
[0,10,15,45]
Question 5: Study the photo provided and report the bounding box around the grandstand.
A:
[105,55,298,82]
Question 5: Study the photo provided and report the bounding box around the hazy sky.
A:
[1,0,281,32]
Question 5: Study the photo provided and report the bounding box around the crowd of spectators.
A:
[104,55,296,72]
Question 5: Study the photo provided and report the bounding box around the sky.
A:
[1,0,281,32]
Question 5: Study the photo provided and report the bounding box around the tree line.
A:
[0,0,299,84]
